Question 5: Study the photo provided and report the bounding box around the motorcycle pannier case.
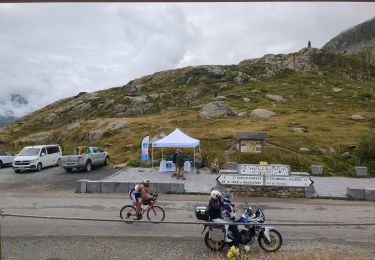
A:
[195,206,209,221]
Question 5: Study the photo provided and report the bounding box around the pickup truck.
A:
[60,146,110,173]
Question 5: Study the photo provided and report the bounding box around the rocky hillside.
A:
[1,19,375,176]
[322,17,375,53]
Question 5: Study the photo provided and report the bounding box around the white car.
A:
[0,151,15,168]
[13,144,62,173]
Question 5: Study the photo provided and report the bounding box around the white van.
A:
[13,144,62,173]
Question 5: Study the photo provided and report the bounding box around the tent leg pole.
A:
[151,147,153,171]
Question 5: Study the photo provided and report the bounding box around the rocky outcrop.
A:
[250,109,275,119]
[15,131,55,144]
[198,101,236,119]
[42,113,59,124]
[322,17,375,54]
[239,48,321,78]
[88,130,104,142]
[106,121,128,130]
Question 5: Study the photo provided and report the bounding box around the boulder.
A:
[250,109,275,119]
[299,147,310,153]
[350,114,366,120]
[72,102,91,112]
[88,130,104,142]
[106,121,128,130]
[242,97,250,103]
[237,112,247,117]
[198,101,236,119]
[329,147,336,154]
[292,127,308,133]
[212,96,227,101]
[266,94,285,102]
[332,87,342,93]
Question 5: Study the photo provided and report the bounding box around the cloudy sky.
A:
[0,2,374,118]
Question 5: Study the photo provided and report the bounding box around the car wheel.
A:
[104,156,110,166]
[85,161,92,172]
[0,160,3,168]
[36,163,42,172]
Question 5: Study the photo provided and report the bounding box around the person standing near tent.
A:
[175,149,186,180]
[194,150,203,174]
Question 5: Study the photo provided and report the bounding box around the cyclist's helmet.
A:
[210,190,222,200]
[223,192,232,203]
[142,179,150,187]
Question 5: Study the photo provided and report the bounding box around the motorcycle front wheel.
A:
[204,232,225,251]
[258,229,282,252]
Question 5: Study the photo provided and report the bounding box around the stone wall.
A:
[225,185,305,198]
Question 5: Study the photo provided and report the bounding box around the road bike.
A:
[120,194,165,222]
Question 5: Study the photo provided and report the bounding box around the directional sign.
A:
[239,164,290,176]
[216,175,263,186]
[265,176,313,187]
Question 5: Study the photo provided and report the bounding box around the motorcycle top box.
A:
[195,206,209,221]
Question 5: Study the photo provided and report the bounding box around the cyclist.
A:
[129,179,154,220]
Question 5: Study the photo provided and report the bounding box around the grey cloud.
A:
[0,3,374,119]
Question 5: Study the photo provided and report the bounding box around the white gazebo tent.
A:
[151,128,200,170]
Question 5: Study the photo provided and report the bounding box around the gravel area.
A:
[0,165,117,193]
[3,236,375,260]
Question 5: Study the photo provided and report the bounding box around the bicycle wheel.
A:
[147,206,165,221]
[120,205,136,220]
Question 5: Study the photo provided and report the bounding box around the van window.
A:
[19,148,40,156]
[0,151,6,156]
[40,148,47,156]
[46,146,60,154]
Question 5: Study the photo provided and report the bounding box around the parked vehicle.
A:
[195,205,282,252]
[60,146,110,173]
[0,151,15,168]
[13,145,62,173]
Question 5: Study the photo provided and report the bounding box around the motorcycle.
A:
[195,205,283,252]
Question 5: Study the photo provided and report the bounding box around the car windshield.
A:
[19,148,40,156]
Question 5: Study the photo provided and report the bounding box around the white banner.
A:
[140,136,150,161]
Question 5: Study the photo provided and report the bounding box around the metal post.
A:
[0,210,3,260]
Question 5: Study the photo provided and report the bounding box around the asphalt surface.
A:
[0,164,117,192]
[1,165,375,259]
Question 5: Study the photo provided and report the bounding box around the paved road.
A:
[1,192,374,241]
[1,192,375,259]
[1,165,375,259]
